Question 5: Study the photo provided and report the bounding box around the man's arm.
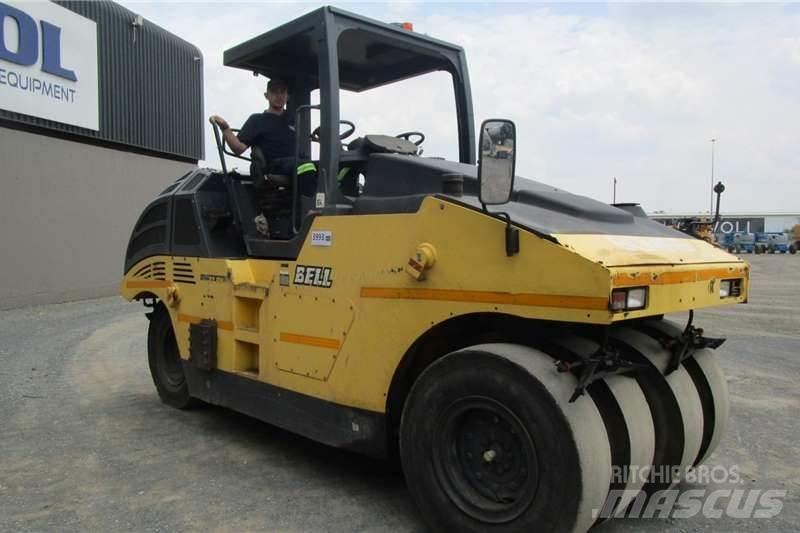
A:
[211,115,248,155]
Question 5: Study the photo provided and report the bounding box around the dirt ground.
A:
[1,254,797,532]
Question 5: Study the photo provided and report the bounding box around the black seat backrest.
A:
[249,146,292,189]
[250,147,268,185]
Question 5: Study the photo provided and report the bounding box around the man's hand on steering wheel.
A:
[310,120,356,143]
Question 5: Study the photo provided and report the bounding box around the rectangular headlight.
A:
[719,280,731,298]
[610,287,648,312]
[627,287,647,309]
[720,278,742,298]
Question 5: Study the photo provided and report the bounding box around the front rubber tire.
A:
[640,319,730,466]
[399,345,610,533]
[147,304,197,409]
[607,327,704,497]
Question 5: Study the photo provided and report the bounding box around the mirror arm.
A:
[482,210,520,257]
[500,212,520,257]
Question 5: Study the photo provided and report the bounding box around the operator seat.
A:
[249,147,292,192]
[249,146,293,238]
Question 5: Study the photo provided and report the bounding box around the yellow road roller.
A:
[121,7,748,532]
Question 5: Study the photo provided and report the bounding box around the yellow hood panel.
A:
[552,234,739,267]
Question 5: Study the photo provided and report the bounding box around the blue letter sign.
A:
[0,2,38,67]
[41,21,77,81]
[0,2,77,81]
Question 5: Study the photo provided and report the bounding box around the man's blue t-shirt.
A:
[237,111,296,161]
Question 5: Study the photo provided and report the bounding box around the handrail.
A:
[208,118,252,175]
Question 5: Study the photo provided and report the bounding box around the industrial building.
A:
[0,0,203,309]
[649,213,800,235]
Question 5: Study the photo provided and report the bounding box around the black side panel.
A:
[189,320,217,371]
[171,196,208,258]
[183,364,387,458]
[195,190,247,259]
[351,194,426,215]
[125,197,172,273]
[363,154,475,196]
[243,208,317,260]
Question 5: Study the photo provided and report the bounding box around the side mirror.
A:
[478,119,516,205]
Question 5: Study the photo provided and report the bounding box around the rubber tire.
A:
[609,328,704,489]
[147,304,197,409]
[642,319,730,466]
[685,349,730,465]
[400,344,611,533]
[552,335,655,518]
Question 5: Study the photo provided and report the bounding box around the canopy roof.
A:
[222,5,476,206]
[223,6,466,91]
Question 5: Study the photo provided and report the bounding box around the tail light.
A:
[610,287,648,311]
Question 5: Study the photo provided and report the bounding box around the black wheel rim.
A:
[432,396,539,524]
[159,326,185,392]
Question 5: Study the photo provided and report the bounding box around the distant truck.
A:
[718,232,789,255]
[717,232,735,251]
[754,232,790,254]
[731,232,755,254]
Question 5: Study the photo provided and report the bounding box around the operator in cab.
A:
[211,78,317,197]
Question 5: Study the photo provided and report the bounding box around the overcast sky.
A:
[120,1,800,214]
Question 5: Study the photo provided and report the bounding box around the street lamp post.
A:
[710,138,717,214]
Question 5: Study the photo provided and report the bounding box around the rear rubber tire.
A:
[147,304,198,409]
[399,344,611,533]
[684,349,729,465]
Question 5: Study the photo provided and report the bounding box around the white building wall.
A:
[764,216,800,233]
[0,126,195,309]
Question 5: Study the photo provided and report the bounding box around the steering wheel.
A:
[395,131,425,146]
[311,120,356,143]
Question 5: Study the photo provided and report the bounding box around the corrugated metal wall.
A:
[0,0,203,162]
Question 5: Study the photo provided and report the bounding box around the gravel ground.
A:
[1,254,797,532]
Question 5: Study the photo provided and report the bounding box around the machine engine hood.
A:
[382,155,739,267]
